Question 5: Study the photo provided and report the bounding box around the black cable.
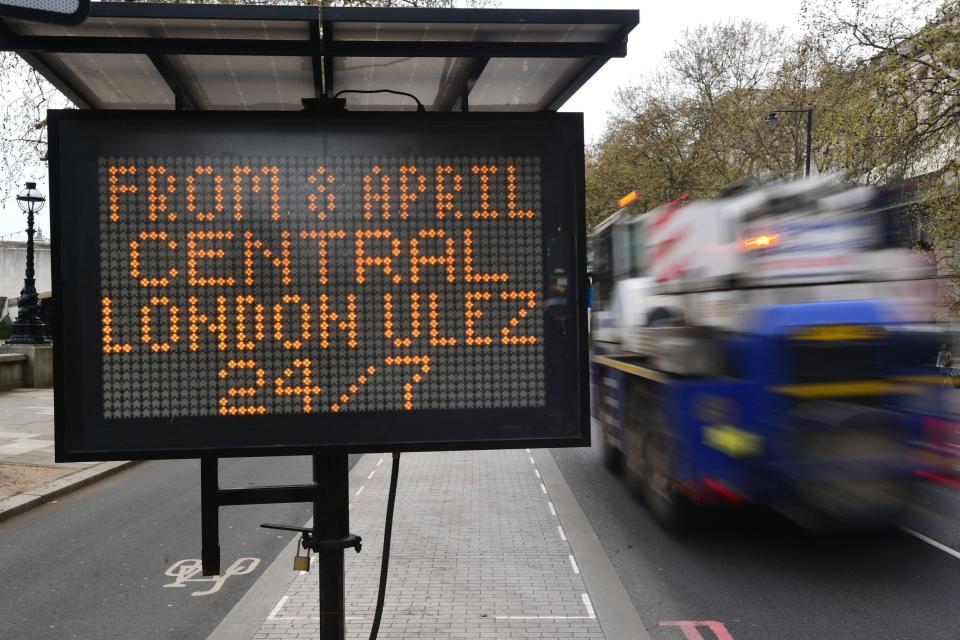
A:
[368,452,400,640]
[333,89,426,113]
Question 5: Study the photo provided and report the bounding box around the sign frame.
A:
[0,0,89,25]
[50,109,589,461]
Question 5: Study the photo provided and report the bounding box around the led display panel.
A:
[50,111,587,460]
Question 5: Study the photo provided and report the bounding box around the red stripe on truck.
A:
[655,255,693,282]
[647,193,690,235]
[649,225,690,266]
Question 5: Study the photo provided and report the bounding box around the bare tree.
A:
[665,20,787,107]
[586,20,793,225]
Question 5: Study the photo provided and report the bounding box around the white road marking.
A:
[548,501,556,516]
[494,615,596,620]
[163,558,260,596]
[367,470,376,480]
[267,596,292,620]
[557,526,567,541]
[902,527,960,561]
[568,555,580,574]
[526,448,531,453]
[494,593,597,620]
[581,593,596,618]
[268,596,365,622]
[377,457,384,466]
[540,482,548,494]
[534,468,541,478]
[529,456,536,465]
[355,485,365,497]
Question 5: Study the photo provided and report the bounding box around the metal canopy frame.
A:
[0,2,638,112]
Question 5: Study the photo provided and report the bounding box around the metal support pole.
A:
[201,457,221,576]
[314,453,348,639]
[805,108,813,178]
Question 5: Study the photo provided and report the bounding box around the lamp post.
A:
[766,108,814,177]
[9,182,47,344]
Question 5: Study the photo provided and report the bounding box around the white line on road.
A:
[377,457,384,466]
[581,593,596,618]
[494,592,597,620]
[268,596,366,622]
[355,486,365,497]
[548,501,556,516]
[540,482,548,494]
[367,469,376,480]
[529,456,536,465]
[267,596,293,621]
[526,448,531,453]
[558,525,567,541]
[534,468,541,478]
[902,527,960,561]
[568,554,580,574]
[494,615,596,620]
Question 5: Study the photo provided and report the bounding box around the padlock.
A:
[293,541,311,572]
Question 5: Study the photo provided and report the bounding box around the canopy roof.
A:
[0,2,637,112]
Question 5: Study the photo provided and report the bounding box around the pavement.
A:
[208,448,647,640]
[0,388,135,521]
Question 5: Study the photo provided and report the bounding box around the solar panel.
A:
[173,54,314,111]
[48,52,173,109]
[0,2,637,112]
[469,57,585,112]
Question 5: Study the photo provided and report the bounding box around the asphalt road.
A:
[0,455,359,640]
[552,420,960,640]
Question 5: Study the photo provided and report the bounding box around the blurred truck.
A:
[590,176,943,529]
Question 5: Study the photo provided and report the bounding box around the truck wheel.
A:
[601,430,622,473]
[642,399,689,529]
[597,384,622,473]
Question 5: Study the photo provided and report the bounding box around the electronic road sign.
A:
[50,111,587,460]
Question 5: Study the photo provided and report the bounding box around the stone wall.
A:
[0,240,51,301]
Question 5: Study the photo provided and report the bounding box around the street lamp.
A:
[766,108,814,177]
[9,182,47,344]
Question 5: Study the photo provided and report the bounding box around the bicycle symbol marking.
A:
[162,557,261,596]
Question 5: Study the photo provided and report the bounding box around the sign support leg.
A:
[314,453,348,639]
[200,457,220,576]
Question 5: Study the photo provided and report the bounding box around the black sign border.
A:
[50,109,588,461]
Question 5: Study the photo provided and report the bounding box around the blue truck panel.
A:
[664,378,766,499]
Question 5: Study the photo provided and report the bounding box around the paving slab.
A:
[209,448,648,640]
[0,388,137,521]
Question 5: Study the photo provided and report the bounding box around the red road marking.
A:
[660,621,735,640]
